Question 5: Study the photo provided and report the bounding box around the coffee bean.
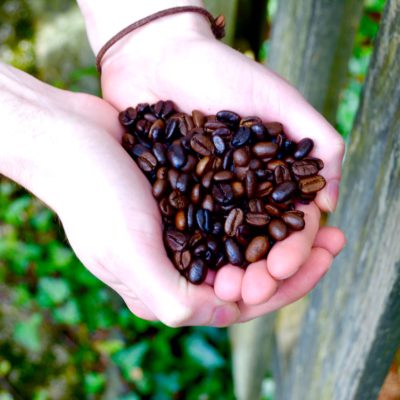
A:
[152,179,168,199]
[212,135,226,155]
[257,181,273,198]
[212,127,232,139]
[173,250,192,271]
[232,181,245,198]
[266,159,286,170]
[169,190,189,209]
[274,165,291,184]
[119,107,138,129]
[144,113,157,123]
[249,159,263,170]
[175,210,187,231]
[149,119,165,141]
[265,122,283,136]
[248,199,258,213]
[191,183,202,205]
[245,171,257,198]
[168,169,179,190]
[153,100,175,119]
[236,225,252,246]
[190,134,214,156]
[122,133,136,152]
[131,144,148,158]
[202,194,215,212]
[216,110,240,127]
[271,181,297,203]
[294,138,314,159]
[222,149,234,170]
[201,170,214,189]
[181,154,197,173]
[241,116,262,127]
[137,151,157,172]
[176,173,190,193]
[246,213,271,226]
[165,118,179,141]
[204,120,227,133]
[178,114,194,136]
[196,209,212,233]
[304,157,324,170]
[135,119,151,137]
[165,229,188,251]
[298,192,317,204]
[292,160,319,177]
[196,156,213,177]
[245,236,270,263]
[187,204,195,230]
[152,142,167,165]
[252,142,278,158]
[212,183,234,205]
[186,259,207,284]
[265,204,281,217]
[231,127,252,148]
[233,147,250,167]
[299,175,326,193]
[268,219,288,241]
[159,197,174,218]
[156,167,168,180]
[256,169,274,180]
[251,123,268,141]
[212,221,224,236]
[282,211,305,231]
[167,143,187,169]
[192,110,206,128]
[214,171,235,181]
[224,238,244,266]
[225,208,244,236]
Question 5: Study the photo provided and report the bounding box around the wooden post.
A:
[281,0,400,398]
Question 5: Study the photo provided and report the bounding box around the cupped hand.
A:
[97,20,346,322]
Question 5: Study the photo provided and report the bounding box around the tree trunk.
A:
[268,0,364,124]
[281,0,400,398]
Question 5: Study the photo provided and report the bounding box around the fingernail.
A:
[212,305,239,327]
[326,180,340,212]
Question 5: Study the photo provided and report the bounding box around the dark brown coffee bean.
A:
[187,204,195,230]
[186,259,207,284]
[181,155,197,173]
[240,116,262,127]
[268,219,288,241]
[233,147,250,167]
[143,113,157,123]
[153,100,175,119]
[232,181,245,198]
[165,118,179,140]
[273,133,285,148]
[264,122,283,136]
[213,171,235,181]
[252,142,278,158]
[196,209,212,233]
[225,208,244,236]
[152,179,168,199]
[246,213,271,227]
[152,142,167,165]
[175,210,187,231]
[190,134,214,156]
[245,171,257,198]
[169,190,188,209]
[255,169,274,180]
[271,181,297,203]
[211,157,222,171]
[294,138,314,159]
[159,197,174,218]
[231,127,252,148]
[214,253,226,270]
[207,239,219,253]
[257,181,273,198]
[222,149,233,170]
[192,110,206,128]
[234,166,248,181]
[189,231,203,248]
[201,170,214,189]
[149,119,165,141]
[196,156,213,176]
[191,183,202,205]
[178,114,194,136]
[136,103,151,114]
[212,135,226,155]
[176,173,190,193]
[266,159,286,170]
[204,120,227,133]
[248,199,258,213]
[194,244,207,257]
[216,110,240,126]
[202,194,215,211]
[212,183,234,205]
[173,250,192,271]
[284,156,296,164]
[135,119,151,136]
[265,204,281,217]
[299,175,326,193]
[298,192,317,204]
[137,151,157,172]
[165,229,188,251]
[211,127,232,139]
[212,222,224,236]
[122,133,136,152]
[236,225,252,246]
[224,238,244,266]
[304,157,324,170]
[156,166,168,180]
[119,107,138,128]
[168,169,179,190]
[274,165,291,184]
[251,123,268,141]
[249,159,263,170]
[167,143,187,169]
[245,236,270,263]
[282,211,305,231]
[132,144,148,158]
[292,160,319,177]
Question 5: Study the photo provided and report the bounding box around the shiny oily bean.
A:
[240,116,262,127]
[178,114,194,136]
[196,209,212,233]
[266,159,287,170]
[212,183,234,205]
[149,119,165,141]
[264,122,283,136]
[274,165,291,184]
[212,135,226,155]
[137,152,157,172]
[169,190,189,209]
[187,204,195,230]
[168,169,179,190]
[153,100,175,119]
[191,184,202,205]
[165,229,188,251]
[233,147,250,167]
[304,157,324,170]
[251,123,268,141]
[122,133,136,152]
[246,213,271,227]
[181,155,197,173]
[249,159,263,170]
[211,127,232,138]
[132,144,148,158]
[271,181,298,203]
[291,160,319,177]
[265,204,281,217]
[236,225,252,246]
[224,238,244,266]
[245,171,257,198]
[156,166,168,180]
[245,236,270,263]
[196,156,213,176]
[143,113,157,123]
[202,194,215,211]
[282,211,305,231]
[186,259,207,284]
[294,138,314,160]
[176,173,191,193]
[222,149,234,170]
[204,120,226,133]
[159,197,174,218]
[167,143,187,169]
[214,171,235,182]
[201,170,214,189]
[232,181,245,198]
[175,210,187,231]
[152,179,168,199]
[231,127,252,148]
[252,142,278,158]
[216,110,240,126]
[173,250,192,271]
[268,219,288,241]
[225,208,244,236]
[192,110,206,128]
[257,181,273,198]
[119,107,137,127]
[299,175,326,194]
[152,143,167,165]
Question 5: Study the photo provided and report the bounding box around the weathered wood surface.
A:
[281,0,400,398]
[268,0,363,124]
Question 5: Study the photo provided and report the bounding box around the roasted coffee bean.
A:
[272,133,285,148]
[202,194,215,211]
[176,173,190,193]
[165,229,188,251]
[187,204,195,230]
[291,160,319,177]
[135,119,151,137]
[153,100,175,119]
[143,113,157,123]
[294,138,314,159]
[169,190,189,209]
[178,114,194,135]
[231,127,252,147]
[131,144,148,158]
[156,166,168,180]
[268,219,288,241]
[196,209,212,233]
[190,134,214,156]
[266,159,286,170]
[234,166,248,181]
[136,103,151,114]
[168,169,179,190]
[284,156,296,164]
[196,156,213,176]
[252,142,278,158]
[194,244,207,257]
[298,192,317,204]
[137,151,157,172]
[212,183,234,205]
[222,149,233,170]
[212,127,232,138]
[181,155,197,173]
[207,239,219,253]
[245,236,270,263]
[241,116,262,127]
[192,110,206,128]
[304,157,324,170]
[224,238,244,266]
[189,231,203,248]
[245,171,257,198]
[214,171,235,181]
[283,139,295,154]
[122,133,136,152]
[271,181,297,203]
[236,225,252,246]
[232,181,245,198]
[191,183,202,205]
[175,210,187,231]
[216,110,240,126]
[233,147,250,167]
[248,199,258,213]
[204,120,227,133]
[159,197,174,218]
[249,159,263,170]
[167,143,187,169]
[265,204,281,217]
[152,142,167,165]
[165,118,179,140]
[149,119,165,141]
[173,250,192,271]
[212,221,224,236]
[299,175,326,193]
[256,169,274,180]
[152,179,168,199]
[265,122,283,136]
[212,135,226,155]
[274,165,291,184]
[251,123,268,141]
[225,208,244,236]
[201,170,214,189]
[282,211,305,231]
[179,134,192,151]
[186,259,207,284]
[257,181,273,198]
[246,213,271,227]
[119,107,138,128]
[214,253,226,270]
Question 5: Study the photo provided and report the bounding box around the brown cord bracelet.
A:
[96,6,225,73]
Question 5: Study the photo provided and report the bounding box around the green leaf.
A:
[13,313,42,353]
[112,342,149,379]
[94,339,125,356]
[84,372,105,394]
[4,196,32,226]
[53,299,81,325]
[184,335,225,369]
[37,277,71,306]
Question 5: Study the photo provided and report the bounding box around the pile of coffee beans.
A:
[119,100,326,285]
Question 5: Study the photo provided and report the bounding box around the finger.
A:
[313,226,346,256]
[238,247,333,322]
[120,293,158,321]
[267,202,320,280]
[214,265,245,302]
[241,260,279,305]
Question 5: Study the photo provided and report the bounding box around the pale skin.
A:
[0,0,346,327]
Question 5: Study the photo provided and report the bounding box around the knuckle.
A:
[160,301,193,328]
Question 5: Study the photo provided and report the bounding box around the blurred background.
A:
[0,0,398,399]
